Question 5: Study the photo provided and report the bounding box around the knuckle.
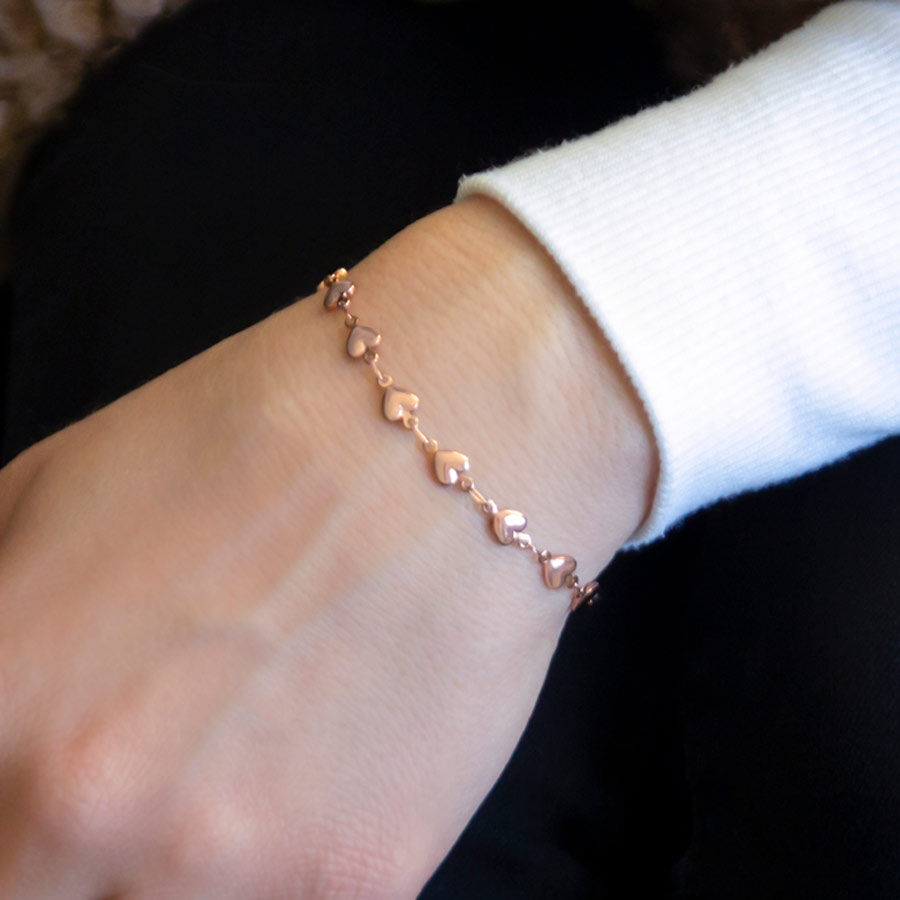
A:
[165,798,416,900]
[164,792,266,884]
[31,730,138,849]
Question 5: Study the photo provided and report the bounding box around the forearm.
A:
[0,195,657,897]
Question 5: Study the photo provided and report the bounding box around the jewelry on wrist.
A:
[314,267,600,613]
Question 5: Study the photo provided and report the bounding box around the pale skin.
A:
[0,195,658,898]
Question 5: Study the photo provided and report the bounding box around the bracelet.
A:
[315,267,600,613]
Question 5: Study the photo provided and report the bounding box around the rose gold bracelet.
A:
[315,267,600,613]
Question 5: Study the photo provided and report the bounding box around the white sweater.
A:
[455,0,900,549]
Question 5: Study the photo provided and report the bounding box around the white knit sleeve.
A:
[455,0,900,549]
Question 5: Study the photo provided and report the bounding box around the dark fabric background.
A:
[2,1,899,896]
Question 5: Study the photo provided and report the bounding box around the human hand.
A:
[0,195,657,898]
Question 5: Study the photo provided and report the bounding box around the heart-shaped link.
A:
[433,450,470,486]
[346,325,381,359]
[492,509,527,545]
[383,385,419,426]
[323,279,354,309]
[541,554,577,590]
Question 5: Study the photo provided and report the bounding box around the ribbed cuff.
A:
[454,1,900,548]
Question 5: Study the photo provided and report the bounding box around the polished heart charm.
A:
[346,325,381,359]
[492,509,527,545]
[323,279,354,309]
[433,449,470,486]
[383,385,419,425]
[541,554,577,590]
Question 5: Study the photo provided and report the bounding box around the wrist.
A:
[413,194,660,548]
[258,195,658,608]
